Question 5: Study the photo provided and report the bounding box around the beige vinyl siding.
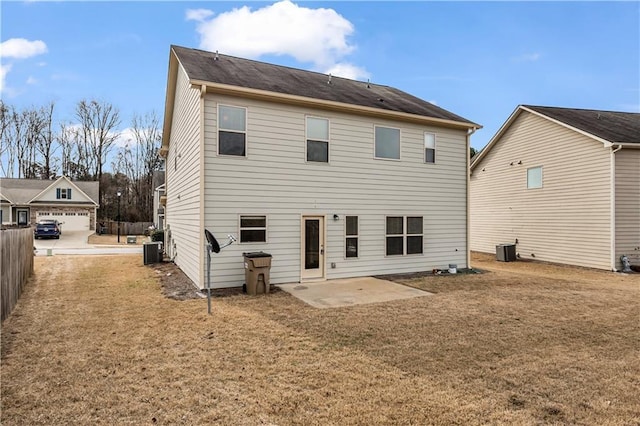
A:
[202,94,469,288]
[0,205,10,224]
[36,182,92,203]
[470,111,612,270]
[615,148,640,269]
[164,64,202,286]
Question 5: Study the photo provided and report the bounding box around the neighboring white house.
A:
[161,45,481,289]
[470,105,640,271]
[0,176,99,230]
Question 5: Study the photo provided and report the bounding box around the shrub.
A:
[151,230,164,242]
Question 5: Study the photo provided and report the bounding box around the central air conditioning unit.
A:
[144,242,162,265]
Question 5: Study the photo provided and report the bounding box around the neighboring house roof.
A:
[471,105,640,170]
[0,177,99,206]
[523,105,640,145]
[163,46,481,151]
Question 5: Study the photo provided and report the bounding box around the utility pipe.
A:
[466,126,479,270]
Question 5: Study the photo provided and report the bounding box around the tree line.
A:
[0,100,163,222]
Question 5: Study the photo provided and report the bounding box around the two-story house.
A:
[0,176,99,231]
[161,45,480,289]
[470,105,640,271]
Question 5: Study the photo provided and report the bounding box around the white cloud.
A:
[185,8,215,22]
[26,76,38,85]
[0,38,48,59]
[115,127,136,148]
[513,52,541,62]
[324,62,369,81]
[187,0,367,78]
[0,63,12,92]
[0,38,48,95]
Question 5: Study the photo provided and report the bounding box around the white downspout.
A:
[466,126,478,269]
[199,84,207,289]
[610,144,623,271]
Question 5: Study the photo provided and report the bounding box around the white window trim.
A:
[374,125,402,161]
[238,214,268,244]
[218,104,248,158]
[344,215,359,260]
[424,132,436,164]
[527,166,543,189]
[385,215,424,257]
[305,115,331,164]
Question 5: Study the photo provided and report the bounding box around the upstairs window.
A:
[218,105,247,156]
[306,117,329,163]
[375,126,400,160]
[56,188,72,199]
[424,133,436,163]
[527,166,543,189]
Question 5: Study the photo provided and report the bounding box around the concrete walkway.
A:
[34,230,143,256]
[277,276,431,309]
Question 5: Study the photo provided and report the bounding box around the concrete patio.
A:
[277,276,431,308]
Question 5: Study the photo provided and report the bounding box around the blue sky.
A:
[1,1,639,151]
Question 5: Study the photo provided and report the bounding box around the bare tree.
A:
[12,108,29,178]
[75,99,121,204]
[0,101,11,177]
[131,112,162,220]
[35,102,56,179]
[111,112,162,222]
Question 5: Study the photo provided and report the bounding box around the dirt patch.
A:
[151,261,203,300]
[150,261,280,300]
[2,253,639,425]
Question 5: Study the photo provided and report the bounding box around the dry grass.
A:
[87,234,147,246]
[1,253,639,425]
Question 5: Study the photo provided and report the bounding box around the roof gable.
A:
[471,105,640,171]
[30,176,98,205]
[169,45,479,128]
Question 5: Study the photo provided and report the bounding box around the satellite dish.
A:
[204,229,220,253]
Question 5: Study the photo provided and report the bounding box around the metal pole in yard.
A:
[117,190,121,243]
[207,246,212,315]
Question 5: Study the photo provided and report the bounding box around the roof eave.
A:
[610,142,640,148]
[190,79,481,131]
[471,105,524,171]
[160,48,180,156]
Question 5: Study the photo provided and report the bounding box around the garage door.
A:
[61,212,90,231]
[38,211,90,231]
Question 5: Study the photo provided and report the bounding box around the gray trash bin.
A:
[243,252,272,295]
[496,244,516,262]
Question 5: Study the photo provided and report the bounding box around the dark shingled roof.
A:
[524,105,640,144]
[172,45,478,126]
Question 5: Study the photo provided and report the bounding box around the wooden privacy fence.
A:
[1,228,35,321]
[98,220,154,236]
